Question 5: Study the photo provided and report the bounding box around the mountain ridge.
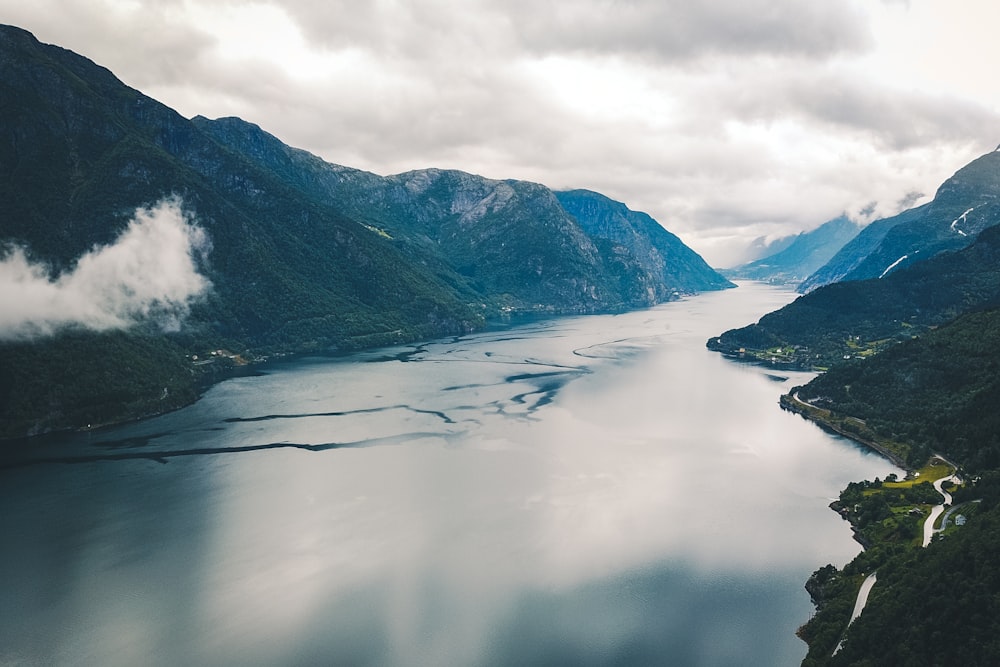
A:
[800,149,1000,292]
[798,203,930,292]
[0,24,728,437]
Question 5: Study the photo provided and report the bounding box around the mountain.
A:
[742,233,798,264]
[724,215,860,284]
[799,150,1000,292]
[193,117,733,307]
[554,189,734,295]
[798,204,930,292]
[0,24,728,437]
[707,222,1000,366]
[0,26,493,351]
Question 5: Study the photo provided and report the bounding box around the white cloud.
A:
[2,0,999,267]
[0,200,211,340]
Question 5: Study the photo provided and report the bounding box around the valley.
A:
[4,17,1000,667]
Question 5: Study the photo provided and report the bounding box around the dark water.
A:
[0,283,898,666]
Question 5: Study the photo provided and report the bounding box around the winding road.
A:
[835,460,959,655]
[923,473,959,547]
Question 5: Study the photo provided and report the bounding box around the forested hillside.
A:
[791,309,1000,665]
[796,308,1000,472]
[708,223,1000,367]
[825,502,1000,666]
[0,25,728,438]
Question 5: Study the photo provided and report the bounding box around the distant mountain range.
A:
[193,115,732,308]
[0,24,730,437]
[724,215,860,284]
[730,149,1000,296]
[796,203,930,293]
[709,146,1000,368]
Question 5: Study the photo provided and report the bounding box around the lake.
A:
[0,282,898,666]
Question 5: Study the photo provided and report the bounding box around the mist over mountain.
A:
[724,215,861,285]
[0,24,728,437]
[797,203,930,293]
[737,234,799,266]
[0,200,210,340]
[799,150,1000,292]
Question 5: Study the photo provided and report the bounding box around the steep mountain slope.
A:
[707,223,1000,366]
[554,189,734,296]
[844,150,1000,282]
[799,150,1000,293]
[0,25,480,350]
[724,215,860,284]
[193,116,731,313]
[0,25,728,437]
[798,204,930,292]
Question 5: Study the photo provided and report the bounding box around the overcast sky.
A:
[3,1,999,266]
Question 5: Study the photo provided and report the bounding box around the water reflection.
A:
[0,283,899,666]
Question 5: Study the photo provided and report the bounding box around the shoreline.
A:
[784,382,967,661]
[778,391,910,471]
[1,298,701,446]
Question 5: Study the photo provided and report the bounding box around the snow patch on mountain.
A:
[879,254,909,279]
[950,207,974,237]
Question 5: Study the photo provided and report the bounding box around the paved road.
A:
[837,462,959,656]
[833,572,878,655]
[923,474,959,547]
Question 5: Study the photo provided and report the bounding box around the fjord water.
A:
[0,283,898,666]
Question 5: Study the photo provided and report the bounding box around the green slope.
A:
[708,223,1000,367]
[796,308,1000,471]
[793,309,1000,666]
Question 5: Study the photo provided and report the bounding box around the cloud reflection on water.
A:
[0,284,900,666]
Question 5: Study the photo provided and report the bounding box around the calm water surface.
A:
[0,283,898,666]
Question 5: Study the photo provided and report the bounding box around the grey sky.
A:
[2,0,998,266]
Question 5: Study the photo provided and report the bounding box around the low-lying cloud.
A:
[0,199,211,341]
